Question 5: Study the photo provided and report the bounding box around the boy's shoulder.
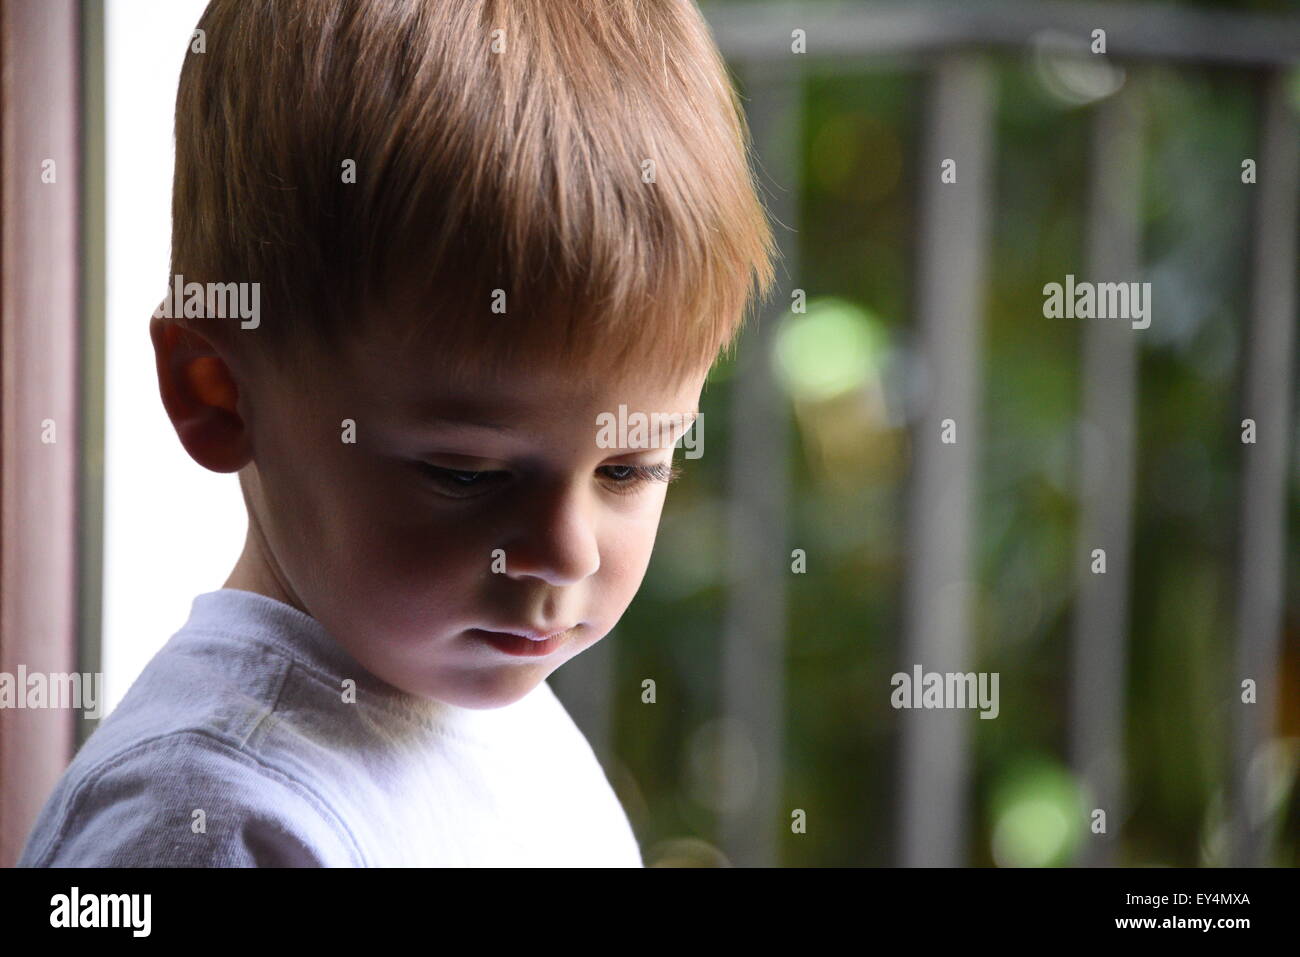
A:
[18,725,363,867]
[18,590,368,866]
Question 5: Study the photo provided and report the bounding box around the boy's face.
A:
[220,325,707,709]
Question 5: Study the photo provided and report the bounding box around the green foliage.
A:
[608,37,1300,866]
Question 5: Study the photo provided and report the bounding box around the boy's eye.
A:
[416,465,508,498]
[598,462,683,494]
[415,462,682,499]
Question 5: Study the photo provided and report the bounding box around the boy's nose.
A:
[501,492,601,586]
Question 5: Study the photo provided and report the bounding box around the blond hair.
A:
[171,0,777,385]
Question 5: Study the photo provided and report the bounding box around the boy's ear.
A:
[149,316,251,473]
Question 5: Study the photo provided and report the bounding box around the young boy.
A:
[20,0,774,866]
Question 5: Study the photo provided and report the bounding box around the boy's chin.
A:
[410,667,552,711]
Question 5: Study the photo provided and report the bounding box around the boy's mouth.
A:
[467,627,576,658]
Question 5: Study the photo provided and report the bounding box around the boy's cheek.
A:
[340,528,475,596]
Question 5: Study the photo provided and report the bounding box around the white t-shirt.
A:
[19,588,643,867]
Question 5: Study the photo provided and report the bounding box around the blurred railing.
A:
[554,1,1296,867]
[670,0,1296,867]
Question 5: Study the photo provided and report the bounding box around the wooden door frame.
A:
[0,0,83,867]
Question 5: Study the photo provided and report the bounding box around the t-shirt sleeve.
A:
[21,731,362,867]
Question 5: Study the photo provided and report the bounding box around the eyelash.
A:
[417,462,683,498]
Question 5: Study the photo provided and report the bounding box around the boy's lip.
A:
[482,624,577,642]
[468,627,576,658]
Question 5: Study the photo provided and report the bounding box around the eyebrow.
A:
[401,395,530,434]
[411,408,700,435]
[411,413,696,460]
[417,415,518,434]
